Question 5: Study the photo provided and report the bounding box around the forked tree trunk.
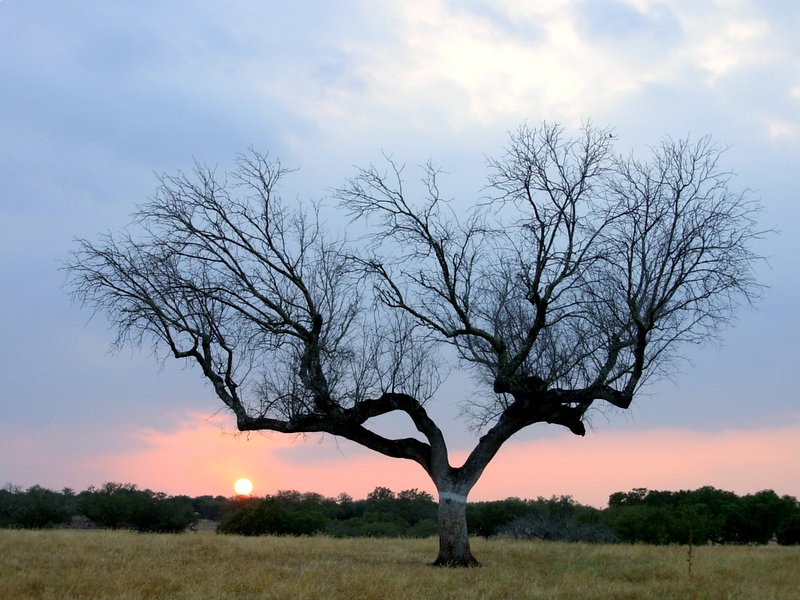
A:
[433,491,480,567]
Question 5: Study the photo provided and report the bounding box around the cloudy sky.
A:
[1,0,798,506]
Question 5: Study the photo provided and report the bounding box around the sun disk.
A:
[234,478,253,496]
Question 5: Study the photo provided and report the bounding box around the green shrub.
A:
[776,514,800,545]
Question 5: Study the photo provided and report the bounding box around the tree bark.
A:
[432,490,480,567]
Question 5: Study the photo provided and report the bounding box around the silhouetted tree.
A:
[0,487,14,527]
[78,483,139,529]
[777,514,800,545]
[603,487,799,545]
[467,497,531,538]
[0,485,72,529]
[77,483,196,532]
[190,495,227,521]
[724,490,795,544]
[68,122,764,565]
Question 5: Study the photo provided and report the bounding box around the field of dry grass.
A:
[2,529,798,599]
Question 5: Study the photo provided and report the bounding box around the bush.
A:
[77,483,197,532]
[776,514,800,545]
[604,505,673,544]
[0,486,72,529]
[500,497,615,543]
[467,498,531,538]
[190,495,227,521]
[217,493,329,536]
[325,517,408,538]
[406,518,437,538]
[603,487,800,545]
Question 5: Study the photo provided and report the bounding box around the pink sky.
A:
[11,412,797,507]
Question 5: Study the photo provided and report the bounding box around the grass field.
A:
[2,530,798,599]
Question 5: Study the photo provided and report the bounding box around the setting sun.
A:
[234,478,254,496]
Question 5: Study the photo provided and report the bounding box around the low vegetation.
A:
[3,483,799,546]
[2,529,799,599]
[0,483,212,533]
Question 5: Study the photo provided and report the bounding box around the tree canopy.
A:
[68,122,764,565]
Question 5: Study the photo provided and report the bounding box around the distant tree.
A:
[467,498,531,538]
[366,487,397,503]
[493,496,612,543]
[0,486,72,529]
[394,489,437,526]
[128,492,197,533]
[357,487,437,535]
[608,488,649,508]
[604,487,800,545]
[333,493,358,521]
[190,495,227,521]
[77,483,197,532]
[723,490,796,544]
[217,491,330,536]
[78,483,141,529]
[2,487,19,527]
[216,497,263,535]
[604,504,674,544]
[668,505,722,545]
[68,122,764,566]
[776,514,800,545]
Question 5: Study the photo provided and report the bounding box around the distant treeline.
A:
[2,483,799,545]
[0,483,211,533]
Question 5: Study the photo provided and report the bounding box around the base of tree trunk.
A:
[434,490,480,567]
[430,555,482,568]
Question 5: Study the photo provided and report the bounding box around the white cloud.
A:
[274,0,792,141]
[767,119,800,140]
[689,16,773,83]
[313,1,650,132]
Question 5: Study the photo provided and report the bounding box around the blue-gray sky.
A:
[1,0,798,503]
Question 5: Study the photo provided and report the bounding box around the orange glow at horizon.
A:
[85,412,800,507]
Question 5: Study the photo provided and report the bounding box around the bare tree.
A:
[68,123,763,566]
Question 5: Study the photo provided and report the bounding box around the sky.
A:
[1,0,798,508]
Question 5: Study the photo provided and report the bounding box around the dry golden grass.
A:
[2,530,798,599]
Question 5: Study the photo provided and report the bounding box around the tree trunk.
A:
[432,491,480,567]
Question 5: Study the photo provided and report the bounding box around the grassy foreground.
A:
[2,530,798,599]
